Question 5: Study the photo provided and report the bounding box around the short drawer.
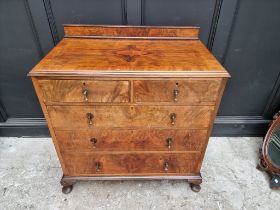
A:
[55,129,208,152]
[62,153,200,176]
[48,105,214,129]
[38,80,130,103]
[133,79,221,105]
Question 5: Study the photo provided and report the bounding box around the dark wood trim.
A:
[207,0,223,50]
[62,174,202,181]
[263,72,280,118]
[43,0,60,45]
[211,0,239,62]
[0,118,49,137]
[121,0,128,25]
[23,0,44,58]
[26,0,54,55]
[0,118,46,127]
[0,116,270,137]
[141,0,145,25]
[221,0,241,64]
[0,102,8,122]
[213,116,270,136]
[60,173,202,193]
[215,116,270,124]
[260,111,280,174]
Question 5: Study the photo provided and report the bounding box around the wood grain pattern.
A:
[55,129,208,152]
[62,152,200,176]
[28,38,230,78]
[64,24,200,38]
[28,25,230,191]
[38,80,129,103]
[133,79,221,104]
[48,105,214,129]
[30,77,68,174]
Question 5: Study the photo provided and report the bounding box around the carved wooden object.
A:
[28,25,230,193]
[257,111,280,189]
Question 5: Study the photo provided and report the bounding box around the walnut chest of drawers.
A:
[28,25,230,193]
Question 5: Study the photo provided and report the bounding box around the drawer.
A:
[55,129,208,152]
[133,79,221,105]
[62,153,200,176]
[38,80,130,103]
[48,105,214,129]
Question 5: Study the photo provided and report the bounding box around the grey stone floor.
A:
[0,137,279,210]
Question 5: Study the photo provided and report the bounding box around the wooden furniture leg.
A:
[188,177,202,192]
[60,175,76,194]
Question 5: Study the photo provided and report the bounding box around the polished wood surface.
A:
[38,79,130,103]
[30,38,226,73]
[29,25,230,193]
[133,79,221,104]
[48,105,214,129]
[257,111,280,188]
[28,25,230,78]
[62,153,200,176]
[31,77,67,173]
[64,24,200,38]
[55,129,208,152]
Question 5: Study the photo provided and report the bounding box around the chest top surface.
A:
[28,25,230,78]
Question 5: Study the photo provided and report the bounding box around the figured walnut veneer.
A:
[28,25,230,193]
[55,129,208,152]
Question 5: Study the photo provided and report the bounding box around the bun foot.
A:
[189,177,202,192]
[60,175,76,194]
[62,185,73,194]
[190,183,201,192]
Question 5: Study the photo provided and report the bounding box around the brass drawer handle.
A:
[173,83,179,102]
[86,112,94,125]
[164,161,169,171]
[90,138,97,148]
[173,89,179,102]
[82,88,89,101]
[166,137,173,149]
[170,113,176,125]
[95,162,101,172]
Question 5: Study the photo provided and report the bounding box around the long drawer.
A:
[38,80,130,103]
[133,79,221,105]
[62,153,200,176]
[48,105,214,129]
[55,129,208,152]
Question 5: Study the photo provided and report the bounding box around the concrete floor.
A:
[0,137,279,210]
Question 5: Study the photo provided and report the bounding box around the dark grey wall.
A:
[0,0,279,136]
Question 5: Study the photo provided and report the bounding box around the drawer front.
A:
[48,105,214,129]
[133,79,221,104]
[38,80,130,103]
[62,153,200,176]
[55,129,208,152]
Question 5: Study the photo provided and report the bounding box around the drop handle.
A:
[95,162,101,172]
[166,137,173,149]
[86,112,94,125]
[173,89,179,102]
[82,88,89,101]
[164,161,169,171]
[170,113,176,125]
[90,138,97,148]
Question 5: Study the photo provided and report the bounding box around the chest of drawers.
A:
[28,25,230,193]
